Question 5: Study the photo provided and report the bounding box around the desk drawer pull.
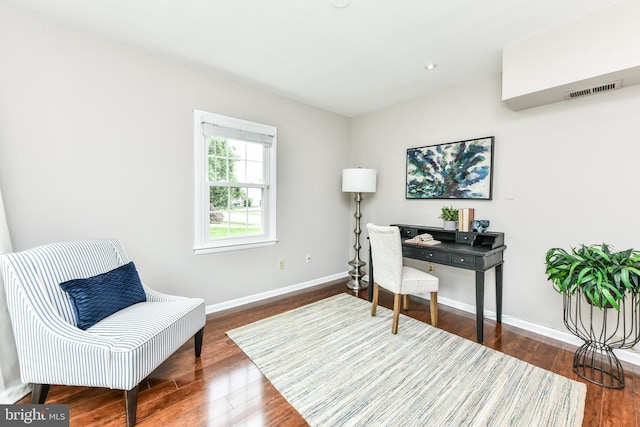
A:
[452,256,476,267]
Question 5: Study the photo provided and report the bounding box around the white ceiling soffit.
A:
[1,0,626,117]
[502,0,639,111]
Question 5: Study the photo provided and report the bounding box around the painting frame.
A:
[406,136,494,200]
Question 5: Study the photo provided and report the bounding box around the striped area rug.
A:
[227,293,586,426]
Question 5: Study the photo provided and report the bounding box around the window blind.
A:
[202,122,274,145]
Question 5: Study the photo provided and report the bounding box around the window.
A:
[194,110,277,253]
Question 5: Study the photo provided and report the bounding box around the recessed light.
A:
[425,63,437,70]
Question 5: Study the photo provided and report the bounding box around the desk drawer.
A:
[450,255,477,268]
[456,233,476,245]
[403,246,450,263]
[399,227,418,239]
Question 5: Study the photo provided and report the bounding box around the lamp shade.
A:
[342,168,377,193]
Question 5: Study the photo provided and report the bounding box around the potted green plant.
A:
[439,206,458,230]
[545,243,640,311]
[545,243,640,388]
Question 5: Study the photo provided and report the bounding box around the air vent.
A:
[563,80,622,100]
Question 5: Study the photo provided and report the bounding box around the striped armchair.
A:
[0,239,206,426]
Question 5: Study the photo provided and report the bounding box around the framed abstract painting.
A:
[406,136,494,200]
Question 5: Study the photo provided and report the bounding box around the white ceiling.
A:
[2,0,624,117]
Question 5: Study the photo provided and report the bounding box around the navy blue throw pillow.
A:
[59,261,147,330]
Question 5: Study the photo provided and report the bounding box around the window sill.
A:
[193,239,278,254]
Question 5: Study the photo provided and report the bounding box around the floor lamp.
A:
[342,168,377,291]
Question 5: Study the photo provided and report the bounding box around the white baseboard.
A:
[206,275,640,367]
[205,272,349,314]
[437,295,640,367]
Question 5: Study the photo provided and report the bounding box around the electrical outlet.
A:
[279,259,285,270]
[305,253,312,263]
[428,264,435,273]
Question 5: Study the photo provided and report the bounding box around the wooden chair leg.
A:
[31,384,50,404]
[371,283,379,316]
[392,293,401,334]
[403,294,409,311]
[194,327,204,358]
[430,292,438,327]
[125,385,139,427]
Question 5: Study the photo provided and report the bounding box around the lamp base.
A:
[345,190,368,292]
[347,257,367,291]
[346,278,368,291]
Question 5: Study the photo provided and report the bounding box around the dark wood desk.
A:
[368,224,506,343]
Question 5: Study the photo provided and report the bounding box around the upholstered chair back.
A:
[1,239,129,327]
[366,224,404,294]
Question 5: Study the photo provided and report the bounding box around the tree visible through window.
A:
[207,137,264,238]
[194,110,277,253]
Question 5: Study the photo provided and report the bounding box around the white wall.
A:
[352,73,640,334]
[0,4,352,306]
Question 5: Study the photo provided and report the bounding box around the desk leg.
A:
[475,271,485,343]
[496,263,503,323]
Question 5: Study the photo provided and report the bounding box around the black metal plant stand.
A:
[563,290,640,388]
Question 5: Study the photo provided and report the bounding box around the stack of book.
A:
[458,208,475,232]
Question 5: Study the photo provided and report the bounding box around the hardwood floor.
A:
[19,278,640,426]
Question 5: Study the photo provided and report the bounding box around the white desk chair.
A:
[367,224,439,334]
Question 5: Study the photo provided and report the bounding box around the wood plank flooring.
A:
[18,278,640,426]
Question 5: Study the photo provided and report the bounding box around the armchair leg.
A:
[194,327,204,358]
[31,384,50,404]
[125,385,139,427]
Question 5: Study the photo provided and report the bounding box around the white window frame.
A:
[193,110,277,254]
